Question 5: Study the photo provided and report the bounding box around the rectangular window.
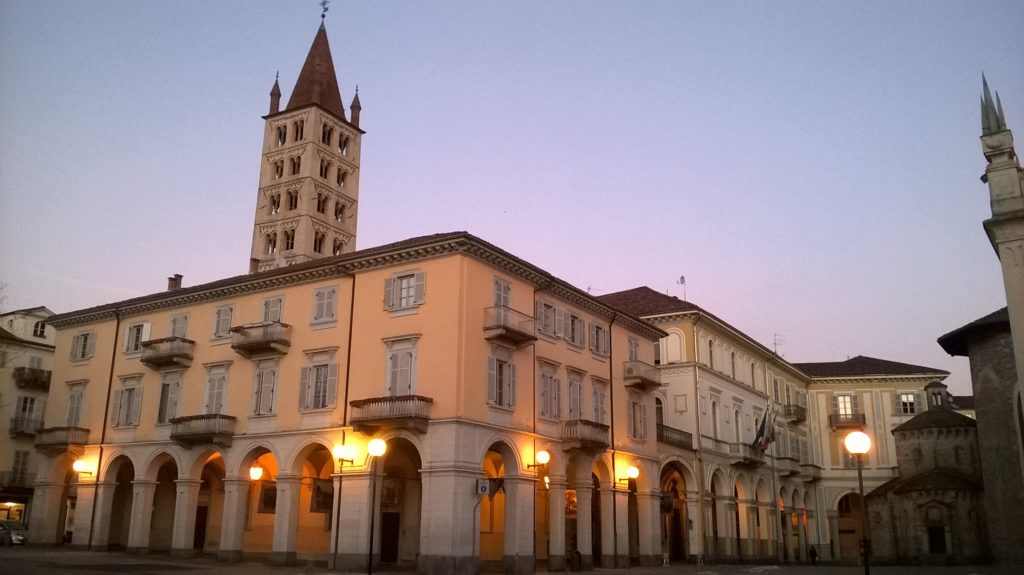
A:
[13,450,30,480]
[205,365,228,415]
[32,321,46,338]
[67,384,84,427]
[29,356,43,369]
[313,287,338,323]
[628,337,639,361]
[157,371,181,424]
[566,313,586,347]
[539,364,560,419]
[627,395,647,439]
[487,349,516,409]
[785,385,792,405]
[70,331,96,361]
[592,379,608,423]
[494,279,511,308]
[535,302,562,336]
[214,306,234,338]
[772,378,780,402]
[386,339,416,396]
[899,392,917,415]
[589,323,610,356]
[253,360,277,416]
[123,322,151,353]
[170,314,188,338]
[654,341,661,365]
[112,376,142,428]
[835,394,854,416]
[567,371,583,420]
[301,361,338,410]
[263,297,283,323]
[384,271,425,311]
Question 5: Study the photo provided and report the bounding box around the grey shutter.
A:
[487,356,497,404]
[123,326,131,352]
[384,277,394,310]
[111,389,122,426]
[536,301,544,324]
[509,363,517,407]
[253,371,263,415]
[84,333,95,358]
[263,370,276,413]
[167,380,179,420]
[563,314,573,342]
[70,335,80,360]
[851,394,860,413]
[326,288,336,319]
[387,352,396,396]
[554,308,564,337]
[299,367,310,411]
[627,400,635,436]
[314,290,325,320]
[413,272,426,305]
[589,324,597,352]
[540,373,548,416]
[640,403,647,439]
[327,363,339,407]
[553,377,561,418]
[831,394,838,414]
[130,387,143,426]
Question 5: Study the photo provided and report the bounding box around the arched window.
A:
[294,119,305,141]
[731,352,736,379]
[284,229,295,251]
[337,169,347,188]
[319,159,328,178]
[268,193,281,215]
[287,191,299,210]
[275,125,286,146]
[273,160,284,179]
[707,339,715,369]
[316,193,328,214]
[313,231,325,253]
[340,136,349,156]
[334,201,345,222]
[321,123,333,145]
[265,233,277,255]
[291,156,301,175]
[332,238,344,256]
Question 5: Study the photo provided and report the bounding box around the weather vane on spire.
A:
[320,0,329,20]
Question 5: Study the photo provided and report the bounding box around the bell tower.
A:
[249,21,364,273]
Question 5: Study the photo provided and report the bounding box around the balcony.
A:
[561,419,609,455]
[828,412,866,429]
[9,416,41,437]
[350,395,433,434]
[483,307,537,348]
[728,442,765,467]
[776,456,800,476]
[34,427,90,457]
[800,463,822,482]
[169,414,237,448]
[781,404,806,424]
[0,471,34,489]
[623,361,661,392]
[140,337,195,369]
[13,367,51,391]
[230,322,291,357]
[657,424,694,450]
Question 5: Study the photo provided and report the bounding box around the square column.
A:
[217,478,251,562]
[501,476,536,574]
[686,497,701,561]
[333,470,373,571]
[546,476,566,571]
[171,479,202,556]
[635,491,661,566]
[270,475,303,565]
[782,510,794,562]
[69,477,98,549]
[27,481,66,546]
[87,481,117,549]
[126,481,158,553]
[415,467,481,575]
[573,482,594,571]
[611,487,629,568]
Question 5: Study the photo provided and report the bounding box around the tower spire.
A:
[286,21,346,120]
[982,75,1008,135]
[350,85,362,128]
[269,71,281,115]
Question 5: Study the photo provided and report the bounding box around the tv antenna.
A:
[772,333,786,356]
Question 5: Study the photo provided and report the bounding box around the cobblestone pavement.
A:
[0,547,1020,575]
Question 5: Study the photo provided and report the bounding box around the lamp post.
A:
[330,445,354,571]
[366,438,387,575]
[844,431,872,575]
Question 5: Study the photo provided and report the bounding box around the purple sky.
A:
[2,1,1022,394]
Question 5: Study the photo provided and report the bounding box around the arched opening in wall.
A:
[664,331,684,363]
[194,453,226,555]
[242,448,279,558]
[334,201,345,222]
[925,505,948,555]
[479,442,516,572]
[278,443,333,562]
[337,170,347,189]
[332,238,344,256]
[659,463,688,563]
[148,454,179,551]
[709,476,720,559]
[836,493,862,563]
[340,137,349,156]
[378,438,423,567]
[43,461,78,546]
[105,455,135,551]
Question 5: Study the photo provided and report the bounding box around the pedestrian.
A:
[809,545,818,565]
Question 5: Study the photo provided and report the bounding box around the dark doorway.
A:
[193,506,208,550]
[381,511,400,563]
[591,475,602,564]
[928,526,946,554]
[670,508,685,560]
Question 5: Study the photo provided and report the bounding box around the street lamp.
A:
[844,431,872,575]
[367,438,387,575]
[330,444,354,571]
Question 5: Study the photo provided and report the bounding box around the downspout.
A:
[88,309,121,550]
[693,314,706,563]
[341,270,356,427]
[607,312,618,567]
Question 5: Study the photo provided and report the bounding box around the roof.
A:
[792,355,949,378]
[0,326,55,350]
[285,22,346,120]
[596,287,699,316]
[0,306,53,318]
[893,408,977,432]
[868,468,982,497]
[951,395,975,409]
[937,307,1009,356]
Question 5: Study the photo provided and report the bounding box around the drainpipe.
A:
[693,314,706,563]
[607,312,618,567]
[88,309,121,550]
[341,270,356,427]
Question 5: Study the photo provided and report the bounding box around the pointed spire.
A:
[269,71,282,115]
[286,22,346,120]
[982,75,1007,136]
[350,85,361,128]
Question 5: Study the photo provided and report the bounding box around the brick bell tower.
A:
[249,19,363,273]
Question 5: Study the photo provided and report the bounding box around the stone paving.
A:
[0,547,1020,575]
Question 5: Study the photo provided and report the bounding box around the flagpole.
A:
[768,406,781,563]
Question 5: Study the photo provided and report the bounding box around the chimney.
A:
[167,274,183,291]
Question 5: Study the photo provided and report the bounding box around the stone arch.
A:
[659,460,691,563]
[663,328,685,363]
[479,438,526,570]
[141,449,183,482]
[228,440,282,478]
[282,435,334,477]
[100,450,136,483]
[184,446,229,481]
[479,435,522,477]
[104,453,136,551]
[377,436,424,567]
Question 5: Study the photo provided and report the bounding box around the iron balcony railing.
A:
[483,306,537,345]
[782,404,806,422]
[729,442,765,462]
[140,337,195,368]
[561,419,610,446]
[230,321,292,356]
[623,360,661,390]
[828,412,867,428]
[0,471,35,488]
[656,424,694,450]
[350,395,434,421]
[13,367,51,391]
[9,415,41,436]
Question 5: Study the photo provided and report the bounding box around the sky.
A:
[1,1,1022,394]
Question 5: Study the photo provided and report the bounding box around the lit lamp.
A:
[618,465,640,484]
[249,464,264,481]
[366,438,387,575]
[330,444,355,570]
[72,459,95,476]
[528,449,550,470]
[844,431,872,575]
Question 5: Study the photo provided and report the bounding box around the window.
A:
[494,279,511,308]
[112,376,142,427]
[628,337,639,361]
[32,321,45,338]
[293,119,304,140]
[566,313,586,347]
[785,385,792,405]
[13,451,30,482]
[157,371,181,424]
[263,297,283,323]
[284,229,295,251]
[14,396,39,429]
[290,157,301,175]
[567,371,583,420]
[589,323,609,356]
[213,306,234,338]
[319,159,330,179]
[734,409,741,442]
[313,231,326,254]
[899,392,918,415]
[313,286,337,323]
[592,379,608,423]
[536,302,562,336]
[276,125,286,146]
[539,364,560,419]
[170,314,188,338]
[627,394,647,439]
[730,352,736,378]
[751,363,757,388]
[123,322,151,353]
[772,378,780,402]
[67,383,85,427]
[287,190,299,209]
[316,193,328,213]
[253,360,277,415]
[332,238,344,255]
[834,394,855,416]
[711,401,719,438]
[301,358,338,410]
[340,136,349,156]
[386,339,417,396]
[654,341,661,365]
[266,232,278,255]
[707,339,714,368]
[29,356,42,369]
[487,347,516,408]
[71,331,96,361]
[273,161,284,179]
[321,123,333,145]
[205,364,228,415]
[269,193,281,214]
[384,271,425,311]
[337,169,347,188]
[334,201,346,222]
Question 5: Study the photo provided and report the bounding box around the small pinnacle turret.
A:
[269,73,281,115]
[982,75,1008,136]
[350,86,361,128]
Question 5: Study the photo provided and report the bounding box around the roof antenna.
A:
[320,0,329,20]
[676,275,687,301]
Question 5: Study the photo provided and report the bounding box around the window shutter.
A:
[413,272,426,305]
[554,308,564,337]
[851,394,860,413]
[142,322,152,342]
[509,363,517,407]
[327,363,339,407]
[589,324,597,352]
[387,352,397,396]
[130,387,143,426]
[831,394,838,414]
[591,386,598,421]
[627,401,635,437]
[913,391,920,413]
[67,393,79,427]
[640,403,648,439]
[264,298,282,323]
[123,326,131,352]
[299,367,310,411]
[487,356,497,404]
[167,381,179,420]
[263,370,276,414]
[540,374,549,415]
[563,314,572,341]
[326,288,337,319]
[384,278,394,310]
[553,377,561,418]
[85,333,95,357]
[536,301,544,327]
[111,389,123,426]
[71,335,80,360]
[253,372,263,415]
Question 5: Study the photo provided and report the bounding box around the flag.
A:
[751,410,767,451]
[753,407,777,453]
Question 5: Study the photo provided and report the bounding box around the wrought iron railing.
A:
[656,424,693,450]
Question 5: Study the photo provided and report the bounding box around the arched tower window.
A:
[332,238,344,256]
[268,194,281,215]
[287,191,299,210]
[340,136,349,156]
[316,193,328,214]
[276,125,286,146]
[313,231,326,254]
[337,169,347,188]
[334,201,345,222]
[321,123,333,145]
[284,229,295,251]
[265,233,277,255]
[293,119,305,141]
[290,156,301,175]
[273,160,284,179]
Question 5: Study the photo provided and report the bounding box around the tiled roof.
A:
[596,287,699,316]
[792,355,948,378]
[285,22,346,120]
[893,408,976,432]
[937,307,1009,357]
[951,395,975,409]
[892,469,982,494]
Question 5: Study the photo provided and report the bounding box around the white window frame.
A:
[898,392,918,415]
[487,346,516,409]
[67,383,85,427]
[301,353,339,410]
[536,301,563,337]
[28,356,43,369]
[567,370,584,420]
[384,271,426,312]
[589,323,610,357]
[253,360,277,416]
[627,394,647,440]
[123,322,151,354]
[385,339,417,396]
[205,364,229,415]
[494,278,511,308]
[539,363,561,419]
[213,305,234,338]
[263,297,283,323]
[312,286,338,324]
[112,376,143,428]
[628,337,640,361]
[157,371,182,424]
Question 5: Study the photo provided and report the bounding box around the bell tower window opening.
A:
[313,231,326,254]
[319,159,332,179]
[316,194,329,214]
[340,136,349,156]
[337,169,346,188]
[268,193,281,215]
[332,238,344,255]
[290,156,302,175]
[287,191,299,211]
[265,233,278,255]
[293,119,304,141]
[284,229,295,251]
[321,123,333,145]
[334,201,345,222]
[275,125,286,146]
[273,160,284,179]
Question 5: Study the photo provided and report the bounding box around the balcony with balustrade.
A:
[9,416,41,438]
[780,403,806,424]
[230,322,291,357]
[656,424,694,450]
[828,412,866,429]
[799,463,822,482]
[776,456,800,476]
[728,442,765,467]
[13,367,51,391]
[169,414,237,448]
[350,395,433,434]
[561,419,609,455]
[623,361,661,392]
[140,337,195,369]
[483,306,537,348]
[34,427,90,457]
